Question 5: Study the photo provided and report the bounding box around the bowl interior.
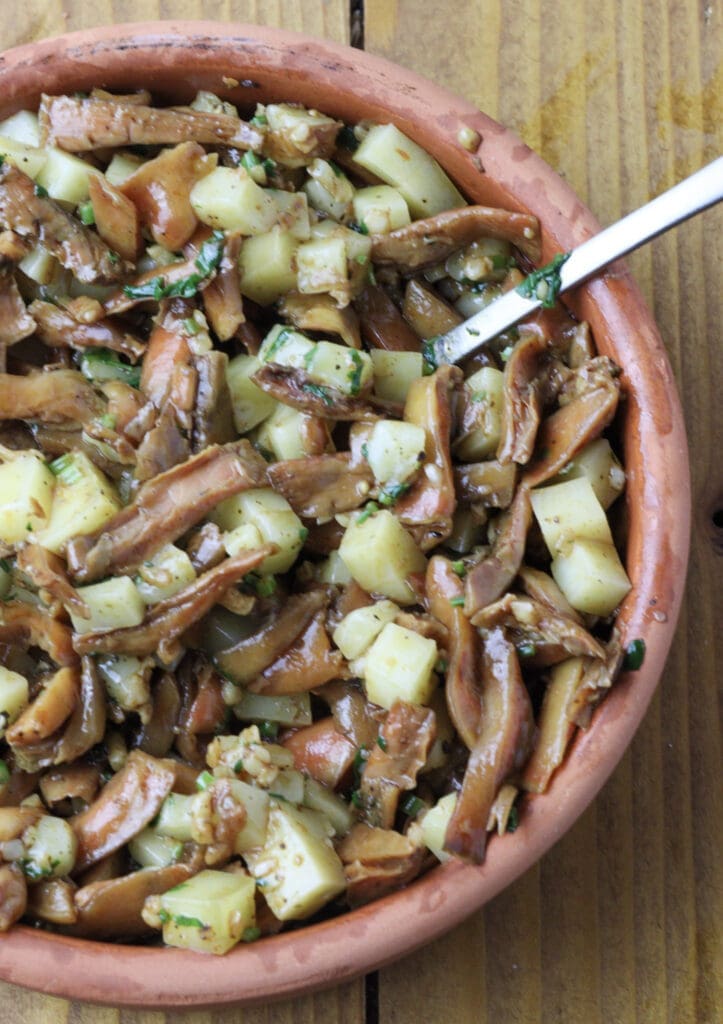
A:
[0,21,690,1010]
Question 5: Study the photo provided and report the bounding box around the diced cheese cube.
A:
[364,622,438,708]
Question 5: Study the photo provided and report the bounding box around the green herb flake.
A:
[183,317,200,335]
[302,382,333,407]
[0,760,10,785]
[422,337,439,375]
[173,914,206,929]
[33,183,49,198]
[100,413,117,431]
[78,201,95,225]
[241,150,263,170]
[0,558,10,573]
[336,125,359,152]
[262,158,276,174]
[328,160,343,178]
[298,527,309,543]
[376,735,387,752]
[195,770,215,791]
[357,501,379,525]
[259,720,279,741]
[107,250,120,265]
[435,657,449,674]
[623,638,646,671]
[378,482,411,507]
[466,327,480,337]
[242,926,262,943]
[347,350,364,396]
[400,794,424,818]
[516,252,570,308]
[506,806,519,833]
[264,327,292,362]
[350,789,363,809]
[233,759,244,774]
[353,745,369,787]
[518,642,537,658]
[349,220,369,235]
[250,112,268,126]
[449,596,466,607]
[158,909,171,924]
[451,560,466,577]
[360,442,370,461]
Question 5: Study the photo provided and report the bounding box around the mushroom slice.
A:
[359,701,436,829]
[16,544,88,620]
[444,627,534,862]
[252,363,400,420]
[192,350,235,452]
[338,824,425,907]
[426,556,482,751]
[248,610,345,696]
[26,878,77,925]
[354,284,422,352]
[0,163,131,283]
[39,93,263,152]
[394,365,462,550]
[0,273,35,346]
[279,292,362,349]
[473,593,606,666]
[268,453,374,519]
[40,762,101,814]
[464,485,531,620]
[5,666,79,748]
[453,459,517,510]
[51,657,107,766]
[199,232,245,341]
[87,174,142,262]
[402,278,462,339]
[66,440,268,582]
[516,565,583,625]
[282,717,357,789]
[70,750,176,871]
[0,863,27,932]
[29,299,145,362]
[0,369,105,426]
[0,602,76,666]
[73,545,273,663]
[370,206,541,271]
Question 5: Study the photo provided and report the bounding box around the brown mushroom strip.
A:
[39,94,263,152]
[192,351,235,451]
[444,627,534,862]
[319,679,385,751]
[521,657,587,794]
[133,673,181,759]
[248,610,346,696]
[394,365,461,550]
[87,174,142,262]
[0,603,76,666]
[66,440,268,582]
[6,666,79,748]
[0,768,42,808]
[51,657,107,766]
[133,404,190,484]
[465,485,531,621]
[567,634,624,728]
[360,701,436,829]
[0,864,27,932]
[0,273,35,346]
[185,521,227,573]
[516,565,584,625]
[426,556,482,751]
[402,278,462,339]
[282,718,357,789]
[119,142,217,251]
[214,589,329,685]
[0,228,32,265]
[15,545,88,620]
[139,298,194,407]
[522,357,621,488]
[73,546,274,662]
[70,749,176,871]
[25,878,77,925]
[354,284,422,351]
[252,363,400,420]
[453,459,517,510]
[0,163,130,284]
[29,300,145,362]
[371,206,541,271]
[337,824,425,908]
[0,369,105,425]
[496,330,553,465]
[473,593,606,667]
[268,453,374,518]
[278,292,362,349]
[197,233,245,341]
[39,763,101,814]
[181,662,226,736]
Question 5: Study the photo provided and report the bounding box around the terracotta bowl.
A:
[0,22,690,1010]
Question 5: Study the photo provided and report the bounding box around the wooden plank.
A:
[365,1,723,1022]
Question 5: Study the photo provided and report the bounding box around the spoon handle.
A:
[433,155,723,366]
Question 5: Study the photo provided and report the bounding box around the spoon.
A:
[428,155,723,366]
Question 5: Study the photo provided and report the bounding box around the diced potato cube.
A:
[339,509,426,605]
[229,780,270,852]
[0,454,55,543]
[353,123,465,217]
[332,600,400,660]
[365,420,426,485]
[454,366,505,461]
[214,488,304,575]
[310,219,372,264]
[304,158,355,221]
[551,539,631,617]
[0,667,29,740]
[133,544,196,606]
[96,654,153,713]
[226,354,278,434]
[268,767,305,804]
[317,550,353,586]
[364,622,438,709]
[21,815,78,879]
[0,110,41,146]
[0,136,46,179]
[255,404,310,461]
[104,151,145,186]
[159,869,256,955]
[244,802,346,920]
[223,522,264,558]
[190,166,278,234]
[259,324,315,368]
[302,777,354,837]
[264,104,339,167]
[190,90,238,117]
[129,828,183,868]
[155,793,195,842]
[70,576,145,634]
[307,340,373,396]
[371,350,424,404]
[267,188,311,239]
[352,184,411,234]
[419,792,457,861]
[296,236,348,295]
[554,438,625,510]
[530,476,613,556]
[36,452,120,555]
[239,228,299,305]
[18,245,63,285]
[36,147,100,204]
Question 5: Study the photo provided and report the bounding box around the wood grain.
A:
[1,2,720,1023]
[366,2,722,1023]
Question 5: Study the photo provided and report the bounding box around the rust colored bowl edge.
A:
[0,21,691,1010]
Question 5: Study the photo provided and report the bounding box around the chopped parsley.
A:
[350,789,363,809]
[158,909,171,924]
[242,926,262,942]
[123,231,224,302]
[233,759,244,774]
[422,337,439,375]
[451,560,467,577]
[174,914,205,929]
[400,794,424,818]
[378,482,411,507]
[348,220,369,235]
[376,734,387,752]
[33,183,49,198]
[80,348,141,388]
[183,317,200,335]
[259,720,279,741]
[0,558,10,573]
[347,350,364,395]
[506,806,519,833]
[302,382,333,407]
[516,252,570,308]
[336,125,359,152]
[357,501,379,524]
[623,638,646,671]
[360,442,369,460]
[48,453,83,484]
[241,150,263,170]
[250,112,268,126]
[353,745,369,787]
[449,596,466,607]
[244,572,277,598]
[78,201,95,225]
[195,770,214,791]
[263,328,292,362]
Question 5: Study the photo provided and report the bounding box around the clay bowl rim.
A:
[0,21,690,1011]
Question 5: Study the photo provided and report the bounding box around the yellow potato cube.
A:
[190,166,278,234]
[70,576,146,634]
[0,454,55,543]
[0,667,29,740]
[239,229,299,305]
[552,539,631,617]
[530,476,614,556]
[370,350,424,404]
[159,870,256,955]
[364,622,438,709]
[332,600,400,660]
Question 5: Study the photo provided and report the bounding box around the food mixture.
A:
[0,88,636,954]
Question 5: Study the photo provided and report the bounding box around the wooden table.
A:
[1,2,720,1022]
